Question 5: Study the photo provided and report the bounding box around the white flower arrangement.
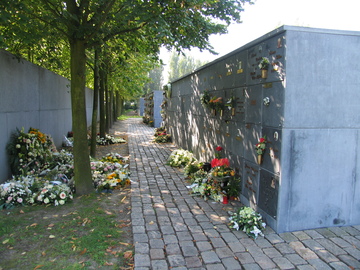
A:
[167,149,196,167]
[229,206,266,239]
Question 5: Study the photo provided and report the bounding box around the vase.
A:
[231,108,236,116]
[222,196,228,204]
[212,109,216,116]
[220,110,224,117]
[257,155,262,165]
[261,69,268,79]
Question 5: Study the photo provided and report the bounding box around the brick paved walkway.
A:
[127,118,360,270]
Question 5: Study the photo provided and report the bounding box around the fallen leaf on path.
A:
[124,251,133,258]
[79,248,87,255]
[30,223,38,227]
[49,235,55,239]
[105,210,113,215]
[104,262,114,266]
[33,265,44,270]
[19,210,24,214]
[2,239,9,244]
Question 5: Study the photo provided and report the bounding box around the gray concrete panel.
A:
[242,160,260,206]
[258,170,279,220]
[261,127,282,175]
[262,81,285,128]
[245,85,262,125]
[243,123,261,164]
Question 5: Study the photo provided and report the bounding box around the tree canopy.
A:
[0,0,252,195]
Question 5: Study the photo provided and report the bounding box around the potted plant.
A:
[225,96,236,116]
[258,57,270,79]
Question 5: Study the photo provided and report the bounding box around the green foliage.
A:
[229,206,266,239]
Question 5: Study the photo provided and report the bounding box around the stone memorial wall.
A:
[166,26,360,232]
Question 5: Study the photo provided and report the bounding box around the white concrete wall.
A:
[0,50,94,182]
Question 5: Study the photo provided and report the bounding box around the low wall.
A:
[0,50,94,182]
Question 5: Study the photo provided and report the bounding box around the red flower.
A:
[216,146,223,151]
[259,138,265,143]
[211,158,230,168]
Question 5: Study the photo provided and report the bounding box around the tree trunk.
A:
[105,79,110,133]
[116,93,124,117]
[90,47,100,158]
[99,62,106,138]
[69,39,93,195]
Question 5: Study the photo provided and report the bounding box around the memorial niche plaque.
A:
[243,161,259,204]
[258,170,279,219]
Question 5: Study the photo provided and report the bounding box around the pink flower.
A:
[59,192,66,199]
[17,198,23,203]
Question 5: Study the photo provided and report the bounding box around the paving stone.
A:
[215,247,234,259]
[338,254,360,269]
[163,234,178,244]
[315,228,337,238]
[279,232,298,243]
[340,226,360,236]
[274,243,295,254]
[185,256,203,268]
[150,238,165,249]
[304,229,324,239]
[201,250,221,264]
[168,254,186,267]
[296,265,315,270]
[206,264,225,270]
[329,261,354,270]
[344,246,360,258]
[182,245,198,257]
[135,242,149,254]
[316,238,347,255]
[133,225,146,234]
[302,239,324,251]
[342,235,360,248]
[150,248,165,260]
[192,232,208,241]
[262,247,282,258]
[196,241,213,251]
[329,237,353,248]
[254,255,277,269]
[284,253,307,265]
[328,226,350,237]
[177,231,193,241]
[235,252,255,264]
[204,229,221,238]
[160,225,175,234]
[265,233,285,244]
[148,230,162,239]
[220,232,238,243]
[242,263,262,270]
[292,231,311,241]
[228,241,246,253]
[151,259,168,270]
[272,256,294,269]
[254,237,273,248]
[209,237,226,248]
[296,248,318,260]
[307,258,332,270]
[165,243,182,255]
[179,240,195,247]
[134,254,151,267]
[134,233,149,243]
[222,256,242,270]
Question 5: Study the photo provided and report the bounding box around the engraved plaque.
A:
[242,161,260,205]
[258,170,279,219]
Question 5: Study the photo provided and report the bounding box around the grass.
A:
[0,190,133,270]
[117,111,142,121]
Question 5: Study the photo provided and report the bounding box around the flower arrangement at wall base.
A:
[2,127,131,208]
[167,149,196,167]
[7,127,56,176]
[229,206,266,239]
[96,134,126,145]
[153,127,172,143]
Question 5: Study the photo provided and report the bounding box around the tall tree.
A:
[144,64,164,93]
[168,50,208,82]
[1,0,252,195]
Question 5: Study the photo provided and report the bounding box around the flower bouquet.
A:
[229,206,266,239]
[255,136,267,164]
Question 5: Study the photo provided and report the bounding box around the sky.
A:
[160,0,360,81]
